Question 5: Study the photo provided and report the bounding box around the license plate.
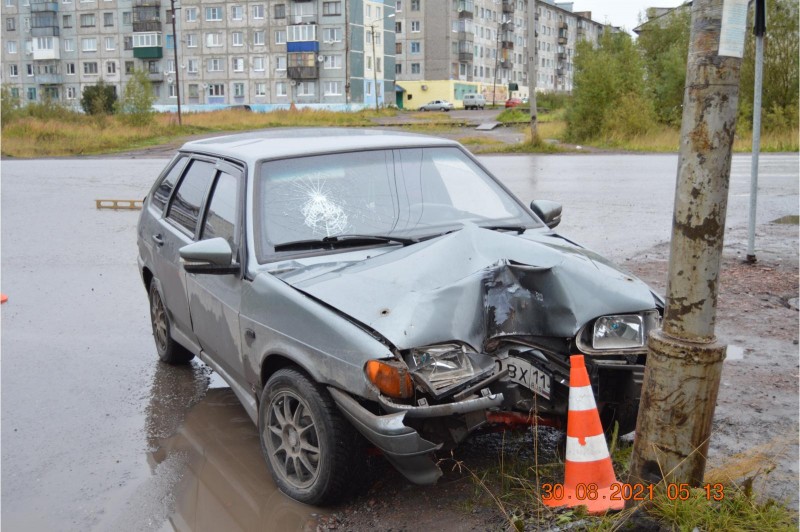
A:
[496,357,552,400]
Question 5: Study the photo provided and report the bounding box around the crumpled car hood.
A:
[272,224,658,351]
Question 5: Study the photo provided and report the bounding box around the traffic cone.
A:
[543,354,624,514]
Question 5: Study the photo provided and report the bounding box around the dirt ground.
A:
[322,222,799,531]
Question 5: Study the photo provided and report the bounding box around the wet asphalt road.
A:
[1,153,797,530]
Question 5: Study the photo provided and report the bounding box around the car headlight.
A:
[593,314,645,349]
[404,344,494,398]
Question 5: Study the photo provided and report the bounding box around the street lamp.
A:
[369,12,395,111]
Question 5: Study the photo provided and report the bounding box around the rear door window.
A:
[151,156,187,213]
[166,159,217,237]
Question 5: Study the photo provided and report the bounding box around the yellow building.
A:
[396,80,527,109]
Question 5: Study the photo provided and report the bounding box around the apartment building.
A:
[394,0,606,108]
[1,0,396,108]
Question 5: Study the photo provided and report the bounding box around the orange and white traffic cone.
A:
[543,354,624,514]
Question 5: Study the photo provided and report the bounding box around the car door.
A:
[152,156,218,348]
[184,161,246,383]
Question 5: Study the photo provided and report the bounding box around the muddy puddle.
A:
[132,363,325,532]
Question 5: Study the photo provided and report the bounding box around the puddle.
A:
[142,364,325,531]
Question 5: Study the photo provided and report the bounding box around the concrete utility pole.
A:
[170,0,182,125]
[628,0,746,490]
[746,0,766,262]
[528,0,539,143]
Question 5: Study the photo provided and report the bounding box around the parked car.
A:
[505,97,523,108]
[137,129,663,505]
[419,100,454,112]
[462,93,486,110]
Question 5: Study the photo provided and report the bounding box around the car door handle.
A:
[152,234,164,246]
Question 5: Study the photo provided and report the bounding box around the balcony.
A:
[577,26,586,37]
[500,59,513,70]
[289,13,316,25]
[558,36,568,45]
[457,0,473,18]
[31,25,59,37]
[556,68,564,77]
[557,52,566,61]
[32,46,60,60]
[501,37,514,50]
[559,21,568,30]
[133,0,160,6]
[287,65,318,79]
[147,71,163,82]
[458,51,473,62]
[35,73,63,84]
[133,46,163,59]
[502,0,515,14]
[501,21,515,31]
[30,0,58,12]
[133,20,162,32]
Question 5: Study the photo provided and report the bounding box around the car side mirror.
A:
[530,200,562,229]
[180,238,239,274]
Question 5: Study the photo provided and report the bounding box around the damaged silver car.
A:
[137,129,663,504]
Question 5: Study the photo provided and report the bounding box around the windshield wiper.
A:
[479,224,529,234]
[274,234,418,252]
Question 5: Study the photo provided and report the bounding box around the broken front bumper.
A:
[328,387,504,485]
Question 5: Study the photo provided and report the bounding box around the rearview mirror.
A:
[180,238,238,274]
[530,200,562,229]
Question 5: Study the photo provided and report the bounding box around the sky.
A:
[568,0,687,34]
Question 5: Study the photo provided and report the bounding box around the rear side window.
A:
[201,170,240,256]
[151,157,187,212]
[167,159,216,236]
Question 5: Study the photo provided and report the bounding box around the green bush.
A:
[81,80,117,115]
[1,83,21,125]
[117,69,155,126]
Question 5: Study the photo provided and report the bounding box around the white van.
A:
[462,93,486,110]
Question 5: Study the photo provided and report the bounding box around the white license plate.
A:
[496,357,552,400]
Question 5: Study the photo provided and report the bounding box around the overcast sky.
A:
[568,0,687,34]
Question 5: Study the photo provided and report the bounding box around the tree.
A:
[117,69,156,126]
[80,79,117,115]
[566,31,656,142]
[637,6,691,126]
[1,83,21,125]
[739,0,799,131]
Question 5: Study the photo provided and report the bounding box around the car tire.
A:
[259,368,365,505]
[148,281,194,365]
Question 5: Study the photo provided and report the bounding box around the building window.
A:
[232,57,244,72]
[252,4,264,19]
[7,41,17,54]
[103,12,113,26]
[396,42,402,54]
[83,61,98,74]
[66,87,77,99]
[185,7,197,22]
[322,27,342,43]
[395,21,401,33]
[252,56,265,71]
[62,14,72,27]
[274,4,285,18]
[205,7,222,21]
[255,82,266,96]
[168,83,177,98]
[187,58,198,73]
[133,33,160,47]
[121,11,131,25]
[165,59,175,72]
[411,20,420,32]
[323,54,342,69]
[66,62,75,74]
[276,82,287,97]
[124,61,134,74]
[82,38,97,52]
[366,81,372,96]
[289,25,316,42]
[297,81,315,96]
[233,82,244,97]
[9,64,18,76]
[323,81,342,96]
[276,56,286,70]
[411,0,419,11]
[396,0,402,11]
[27,87,36,101]
[106,61,116,74]
[231,5,242,20]
[410,41,420,53]
[411,62,420,74]
[395,63,401,74]
[205,33,222,47]
[207,58,223,71]
[275,29,286,44]
[376,58,382,73]
[208,83,224,96]
[80,13,95,27]
[105,37,115,50]
[253,30,265,45]
[322,1,341,16]
[231,31,243,46]
[6,17,15,31]
[186,34,197,47]
[188,84,199,98]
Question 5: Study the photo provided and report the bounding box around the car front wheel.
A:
[148,281,194,364]
[259,368,365,505]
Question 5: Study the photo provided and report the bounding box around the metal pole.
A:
[492,21,499,107]
[528,0,538,143]
[372,24,379,111]
[746,0,766,262]
[170,0,182,125]
[628,0,744,491]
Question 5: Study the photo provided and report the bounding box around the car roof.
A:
[180,128,461,165]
